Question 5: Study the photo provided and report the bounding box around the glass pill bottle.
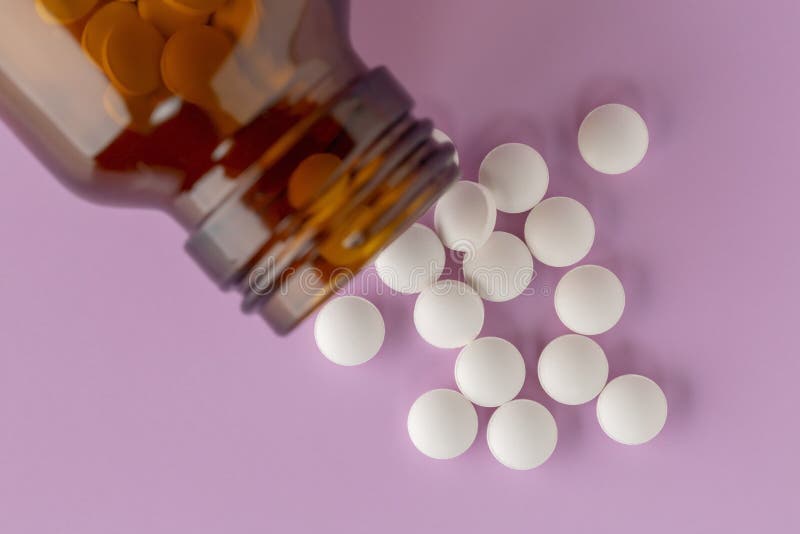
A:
[0,0,458,333]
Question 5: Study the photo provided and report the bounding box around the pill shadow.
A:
[414,94,460,137]
[583,250,654,315]
[345,266,421,366]
[469,405,494,458]
[460,112,549,179]
[601,337,694,425]
[491,211,528,241]
[372,293,417,358]
[574,76,676,144]
[482,305,589,459]
[655,368,693,436]
[574,78,647,126]
[549,76,675,240]
[516,365,587,460]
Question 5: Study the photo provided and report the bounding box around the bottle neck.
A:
[178,68,458,334]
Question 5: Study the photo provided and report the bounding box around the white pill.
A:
[432,128,459,165]
[413,279,484,349]
[478,143,549,213]
[375,223,444,294]
[578,103,649,175]
[554,265,625,335]
[596,374,667,445]
[455,337,526,407]
[434,181,496,253]
[487,399,557,470]
[524,197,595,267]
[407,388,478,459]
[313,296,385,366]
[462,231,534,302]
[538,334,608,405]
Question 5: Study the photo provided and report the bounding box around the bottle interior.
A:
[0,0,361,207]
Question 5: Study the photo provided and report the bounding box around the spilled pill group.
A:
[314,103,669,469]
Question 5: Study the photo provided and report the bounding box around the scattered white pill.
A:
[524,197,595,267]
[313,296,384,366]
[487,399,557,470]
[375,223,444,294]
[596,374,667,445]
[478,143,549,213]
[462,231,534,302]
[538,334,608,405]
[434,181,496,253]
[432,128,459,165]
[407,388,478,459]
[414,279,484,348]
[554,265,625,335]
[455,337,526,407]
[578,103,649,175]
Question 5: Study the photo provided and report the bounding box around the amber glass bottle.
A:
[0,0,458,333]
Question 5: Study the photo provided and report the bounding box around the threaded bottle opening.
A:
[183,68,459,334]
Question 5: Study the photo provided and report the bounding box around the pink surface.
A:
[2,1,799,532]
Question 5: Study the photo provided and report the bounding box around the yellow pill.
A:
[138,0,208,37]
[35,0,97,24]
[161,25,232,107]
[212,0,259,42]
[102,17,165,96]
[81,1,139,66]
[287,154,346,210]
[164,0,226,16]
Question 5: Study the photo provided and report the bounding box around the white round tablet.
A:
[478,143,549,213]
[578,103,649,175]
[554,265,625,335]
[375,223,444,294]
[313,296,385,366]
[455,337,526,407]
[596,374,667,445]
[487,399,557,470]
[432,128,459,165]
[462,231,534,302]
[407,388,478,460]
[434,181,496,253]
[524,197,595,267]
[538,334,608,405]
[413,280,484,348]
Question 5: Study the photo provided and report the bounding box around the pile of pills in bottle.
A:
[35,0,258,131]
[314,103,669,469]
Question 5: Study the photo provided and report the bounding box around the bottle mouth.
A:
[181,68,459,334]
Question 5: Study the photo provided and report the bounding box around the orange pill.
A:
[138,0,208,37]
[35,0,97,24]
[161,25,233,107]
[212,0,259,42]
[164,0,226,16]
[102,17,165,96]
[287,153,346,210]
[81,1,139,66]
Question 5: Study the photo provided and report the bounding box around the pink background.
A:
[2,1,799,532]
